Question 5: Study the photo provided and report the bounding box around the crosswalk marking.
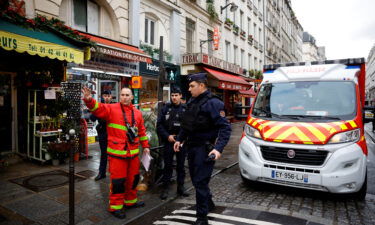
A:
[164,215,234,225]
[172,210,282,225]
[153,221,190,225]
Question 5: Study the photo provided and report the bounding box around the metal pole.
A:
[157,36,165,116]
[68,129,76,225]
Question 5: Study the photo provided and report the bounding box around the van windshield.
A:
[252,81,357,121]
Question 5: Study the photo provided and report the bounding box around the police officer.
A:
[173,73,231,225]
[157,87,189,200]
[90,90,112,181]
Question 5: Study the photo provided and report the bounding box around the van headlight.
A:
[244,124,262,139]
[328,129,360,144]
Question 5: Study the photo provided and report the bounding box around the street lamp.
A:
[220,2,238,14]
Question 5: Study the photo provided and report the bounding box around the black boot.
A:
[177,184,190,197]
[94,173,106,181]
[124,201,145,209]
[193,217,208,225]
[208,199,216,212]
[160,184,169,200]
[111,209,126,219]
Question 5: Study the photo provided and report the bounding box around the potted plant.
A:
[232,25,239,35]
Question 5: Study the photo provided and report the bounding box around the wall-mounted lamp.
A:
[220,2,238,14]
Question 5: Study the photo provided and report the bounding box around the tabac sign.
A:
[181,53,243,75]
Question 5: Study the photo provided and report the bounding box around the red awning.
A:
[203,67,251,91]
[79,32,152,63]
[239,88,256,97]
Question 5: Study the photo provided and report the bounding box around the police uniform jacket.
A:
[156,102,186,140]
[84,98,150,158]
[177,90,231,152]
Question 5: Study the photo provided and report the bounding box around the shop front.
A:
[139,59,180,111]
[66,32,151,141]
[0,15,89,160]
[181,53,251,118]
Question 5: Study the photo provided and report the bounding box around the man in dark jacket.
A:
[90,90,112,181]
[157,87,189,200]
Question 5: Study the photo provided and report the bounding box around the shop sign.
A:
[91,72,121,81]
[81,56,138,77]
[139,60,179,77]
[131,76,142,89]
[0,30,84,64]
[181,53,243,75]
[213,27,220,50]
[219,81,248,91]
[93,46,150,63]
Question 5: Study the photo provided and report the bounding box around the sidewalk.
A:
[365,122,375,142]
[0,122,245,225]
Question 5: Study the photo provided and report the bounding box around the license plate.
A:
[271,170,308,183]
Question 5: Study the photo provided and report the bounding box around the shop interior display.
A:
[27,89,67,162]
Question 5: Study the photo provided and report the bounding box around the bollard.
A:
[68,129,76,225]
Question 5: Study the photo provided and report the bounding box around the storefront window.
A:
[99,80,118,102]
[139,76,158,111]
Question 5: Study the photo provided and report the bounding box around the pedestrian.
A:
[90,90,112,181]
[173,73,231,225]
[157,87,189,200]
[82,87,150,219]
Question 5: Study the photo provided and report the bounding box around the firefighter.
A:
[90,90,112,181]
[157,87,189,200]
[82,87,150,219]
[173,73,231,225]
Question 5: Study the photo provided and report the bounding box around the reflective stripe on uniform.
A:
[108,123,127,131]
[110,204,123,210]
[107,147,139,155]
[139,136,148,141]
[124,198,137,204]
[90,102,99,112]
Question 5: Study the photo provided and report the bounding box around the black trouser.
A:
[161,141,186,185]
[98,135,108,175]
[187,144,214,218]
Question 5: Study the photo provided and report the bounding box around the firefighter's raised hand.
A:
[82,86,93,101]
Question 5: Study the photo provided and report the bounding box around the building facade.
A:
[264,0,303,65]
[366,45,375,106]
[302,31,326,62]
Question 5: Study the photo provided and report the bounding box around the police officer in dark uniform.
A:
[90,90,112,181]
[157,87,190,199]
[174,73,231,225]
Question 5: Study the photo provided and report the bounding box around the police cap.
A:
[187,72,207,83]
[102,90,112,95]
[171,86,182,94]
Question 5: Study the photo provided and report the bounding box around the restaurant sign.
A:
[181,53,243,75]
[219,81,248,91]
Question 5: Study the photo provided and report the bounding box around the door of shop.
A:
[0,73,13,152]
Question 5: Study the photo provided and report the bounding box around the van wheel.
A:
[352,173,367,201]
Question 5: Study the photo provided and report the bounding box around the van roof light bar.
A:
[263,58,365,71]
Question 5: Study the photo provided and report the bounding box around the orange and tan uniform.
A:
[84,98,149,211]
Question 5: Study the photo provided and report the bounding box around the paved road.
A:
[127,123,375,225]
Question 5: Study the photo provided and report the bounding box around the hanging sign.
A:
[213,27,220,50]
[131,76,142,89]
